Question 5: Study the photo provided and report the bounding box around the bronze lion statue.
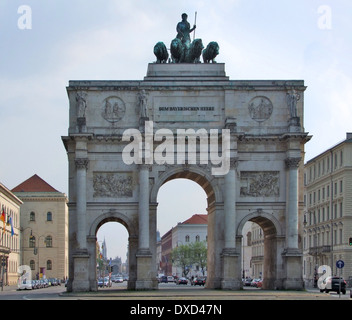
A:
[170,38,186,63]
[186,38,204,63]
[202,41,219,63]
[153,42,169,63]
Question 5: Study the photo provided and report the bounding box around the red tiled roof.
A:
[181,214,207,225]
[11,174,59,193]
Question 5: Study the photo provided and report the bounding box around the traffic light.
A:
[349,237,352,246]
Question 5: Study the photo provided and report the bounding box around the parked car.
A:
[48,278,59,286]
[32,280,41,289]
[243,278,252,286]
[104,277,112,287]
[97,278,104,287]
[191,277,206,286]
[159,276,168,283]
[115,276,124,283]
[176,277,188,285]
[320,276,346,294]
[167,276,174,283]
[18,279,33,290]
[251,278,261,287]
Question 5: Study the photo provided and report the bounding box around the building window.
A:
[30,260,35,271]
[185,235,190,243]
[47,212,52,221]
[29,235,36,248]
[45,236,52,247]
[30,212,35,221]
[195,235,200,242]
[47,260,52,270]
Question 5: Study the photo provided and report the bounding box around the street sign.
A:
[336,260,344,269]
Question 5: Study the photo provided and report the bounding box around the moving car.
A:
[191,277,206,286]
[159,275,168,283]
[320,276,347,294]
[176,277,188,285]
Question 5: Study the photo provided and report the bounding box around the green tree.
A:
[171,241,207,277]
[171,244,192,277]
[190,241,207,276]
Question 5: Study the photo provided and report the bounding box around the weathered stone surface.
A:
[63,63,310,291]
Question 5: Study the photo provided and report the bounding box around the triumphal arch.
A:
[62,15,310,292]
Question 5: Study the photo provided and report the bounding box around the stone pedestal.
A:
[135,250,157,290]
[282,249,304,290]
[72,251,90,292]
[221,249,242,290]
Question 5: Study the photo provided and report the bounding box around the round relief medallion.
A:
[101,96,126,123]
[248,96,273,122]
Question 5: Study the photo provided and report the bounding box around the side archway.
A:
[88,210,139,290]
[237,210,285,289]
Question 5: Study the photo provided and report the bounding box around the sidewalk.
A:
[61,287,352,300]
[0,284,17,292]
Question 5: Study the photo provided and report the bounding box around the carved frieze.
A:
[240,171,280,197]
[93,172,133,198]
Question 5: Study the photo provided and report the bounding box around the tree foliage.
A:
[171,241,207,276]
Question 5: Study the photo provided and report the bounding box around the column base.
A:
[221,248,242,290]
[72,251,90,292]
[136,251,158,290]
[281,248,304,290]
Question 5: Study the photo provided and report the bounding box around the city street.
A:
[1,281,351,300]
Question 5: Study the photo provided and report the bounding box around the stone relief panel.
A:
[93,172,133,198]
[248,96,273,122]
[240,171,280,197]
[101,96,126,123]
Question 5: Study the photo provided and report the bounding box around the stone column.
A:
[135,164,156,289]
[285,157,301,249]
[75,158,89,251]
[224,158,237,249]
[283,157,304,290]
[221,158,241,290]
[138,164,150,252]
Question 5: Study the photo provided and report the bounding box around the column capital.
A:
[138,164,151,171]
[285,157,301,169]
[75,158,89,170]
[230,157,239,169]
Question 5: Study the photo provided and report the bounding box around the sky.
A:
[1,0,351,260]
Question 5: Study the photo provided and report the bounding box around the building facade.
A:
[303,133,352,287]
[0,182,22,286]
[12,175,69,281]
[171,214,208,278]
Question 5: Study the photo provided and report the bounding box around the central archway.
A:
[151,166,224,288]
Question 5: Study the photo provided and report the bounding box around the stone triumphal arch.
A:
[62,36,310,291]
